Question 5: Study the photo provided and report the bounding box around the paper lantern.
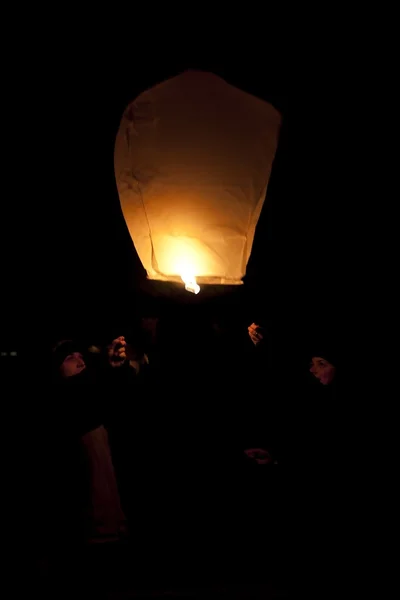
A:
[114,71,281,293]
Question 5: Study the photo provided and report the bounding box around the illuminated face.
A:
[309,356,336,385]
[60,352,86,378]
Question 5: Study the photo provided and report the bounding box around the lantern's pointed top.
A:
[139,69,281,120]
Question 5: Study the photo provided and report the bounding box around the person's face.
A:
[309,356,336,385]
[60,352,86,378]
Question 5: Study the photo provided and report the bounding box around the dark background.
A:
[3,49,348,358]
[2,40,357,595]
[54,62,342,338]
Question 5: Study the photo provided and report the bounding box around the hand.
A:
[248,323,264,346]
[244,448,272,465]
[108,336,127,368]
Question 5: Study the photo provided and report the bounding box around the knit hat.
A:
[52,339,86,370]
[308,334,339,368]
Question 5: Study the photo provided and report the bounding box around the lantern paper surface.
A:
[114,71,281,286]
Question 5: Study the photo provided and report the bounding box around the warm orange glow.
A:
[156,237,214,281]
[114,71,281,289]
[174,255,201,294]
[180,271,200,294]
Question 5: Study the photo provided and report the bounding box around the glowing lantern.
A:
[114,71,281,293]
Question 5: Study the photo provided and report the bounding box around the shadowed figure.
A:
[45,336,137,549]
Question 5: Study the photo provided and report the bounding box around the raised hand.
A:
[248,323,264,346]
[107,336,127,368]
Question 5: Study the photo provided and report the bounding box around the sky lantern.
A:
[114,70,281,294]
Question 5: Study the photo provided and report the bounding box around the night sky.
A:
[4,53,346,352]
